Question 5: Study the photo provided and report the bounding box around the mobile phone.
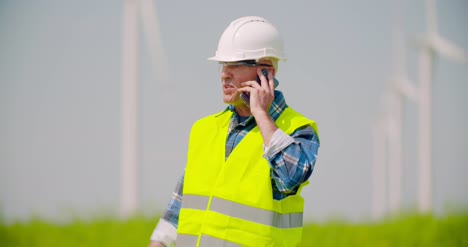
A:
[240,69,279,107]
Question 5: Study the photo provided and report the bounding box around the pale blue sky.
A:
[1,0,467,223]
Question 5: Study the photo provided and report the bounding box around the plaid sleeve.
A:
[161,172,184,228]
[267,125,320,199]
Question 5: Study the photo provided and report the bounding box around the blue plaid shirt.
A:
[162,90,320,229]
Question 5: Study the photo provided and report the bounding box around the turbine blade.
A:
[430,34,468,63]
[397,78,419,102]
[139,0,171,86]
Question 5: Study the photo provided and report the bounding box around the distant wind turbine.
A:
[120,0,167,218]
[414,0,468,213]
[372,0,416,219]
[372,0,467,218]
[386,25,410,215]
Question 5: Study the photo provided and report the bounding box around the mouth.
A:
[223,87,236,92]
[223,83,237,94]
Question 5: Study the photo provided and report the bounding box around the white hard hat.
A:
[208,16,286,62]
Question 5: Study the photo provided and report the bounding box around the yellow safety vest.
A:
[177,107,318,247]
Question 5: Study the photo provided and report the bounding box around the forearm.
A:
[255,111,278,146]
[149,173,184,246]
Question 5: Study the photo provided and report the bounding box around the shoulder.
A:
[278,107,316,126]
[277,107,319,137]
[192,109,232,129]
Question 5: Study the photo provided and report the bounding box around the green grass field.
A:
[1,212,467,246]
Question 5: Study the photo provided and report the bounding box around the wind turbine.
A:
[120,0,168,218]
[372,0,467,218]
[386,24,411,215]
[371,38,416,219]
[415,0,467,213]
[372,1,417,219]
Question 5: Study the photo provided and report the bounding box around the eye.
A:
[227,64,241,69]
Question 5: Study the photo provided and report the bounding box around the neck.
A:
[234,104,252,117]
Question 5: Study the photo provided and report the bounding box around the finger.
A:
[241,80,261,89]
[267,71,275,92]
[257,69,268,90]
[237,87,254,94]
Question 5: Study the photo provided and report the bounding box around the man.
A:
[150,16,320,247]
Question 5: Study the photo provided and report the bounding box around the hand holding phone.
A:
[240,69,279,107]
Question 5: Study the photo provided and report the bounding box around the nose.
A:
[220,67,232,82]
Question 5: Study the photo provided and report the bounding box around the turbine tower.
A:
[121,0,140,218]
[372,0,467,218]
[415,0,467,212]
[372,105,388,219]
[386,22,410,215]
[120,0,167,218]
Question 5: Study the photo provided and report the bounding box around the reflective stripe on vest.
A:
[183,194,303,228]
[177,234,240,247]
